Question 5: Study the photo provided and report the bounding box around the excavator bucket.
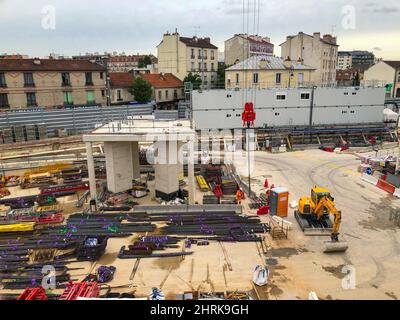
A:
[323,240,349,253]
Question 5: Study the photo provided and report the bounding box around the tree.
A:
[129,77,153,104]
[184,72,202,90]
[138,55,152,68]
[217,63,229,88]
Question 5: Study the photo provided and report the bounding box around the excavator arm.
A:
[314,197,342,242]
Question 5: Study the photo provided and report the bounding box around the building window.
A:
[298,73,304,84]
[198,62,201,71]
[63,91,73,105]
[101,90,106,97]
[158,91,162,100]
[24,73,35,87]
[211,50,215,60]
[0,93,9,108]
[198,49,202,59]
[0,73,6,87]
[236,73,239,84]
[397,72,400,82]
[26,92,37,107]
[211,63,215,71]
[191,49,195,59]
[253,73,259,84]
[204,62,207,71]
[165,90,169,99]
[301,93,310,100]
[276,73,281,84]
[276,94,286,100]
[174,89,178,100]
[87,90,95,104]
[85,72,93,85]
[191,62,195,71]
[100,72,104,79]
[204,50,207,59]
[62,72,71,86]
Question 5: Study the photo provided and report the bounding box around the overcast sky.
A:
[0,0,399,59]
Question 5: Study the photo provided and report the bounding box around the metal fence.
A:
[0,104,154,136]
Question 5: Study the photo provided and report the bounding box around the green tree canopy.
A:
[129,77,153,104]
[184,72,202,90]
[138,55,153,68]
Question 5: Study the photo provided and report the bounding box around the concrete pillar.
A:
[131,142,140,180]
[187,138,195,205]
[155,141,179,201]
[104,142,134,193]
[85,142,97,201]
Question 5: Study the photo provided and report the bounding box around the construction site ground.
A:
[1,147,399,300]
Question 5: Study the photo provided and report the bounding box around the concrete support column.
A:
[131,141,140,180]
[187,138,195,205]
[155,141,179,201]
[85,142,97,201]
[104,142,134,193]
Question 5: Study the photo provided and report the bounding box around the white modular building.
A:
[191,87,386,130]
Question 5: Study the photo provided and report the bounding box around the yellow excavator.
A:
[296,187,348,253]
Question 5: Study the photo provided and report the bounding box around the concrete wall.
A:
[1,71,106,109]
[192,87,385,129]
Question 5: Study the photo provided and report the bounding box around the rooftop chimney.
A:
[283,56,292,68]
[33,58,41,65]
[313,32,321,40]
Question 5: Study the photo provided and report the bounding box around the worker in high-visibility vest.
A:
[236,188,245,204]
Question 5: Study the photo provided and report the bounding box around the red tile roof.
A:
[109,72,135,88]
[179,37,218,49]
[141,73,183,89]
[0,59,106,72]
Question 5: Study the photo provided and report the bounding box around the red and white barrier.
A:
[361,173,398,196]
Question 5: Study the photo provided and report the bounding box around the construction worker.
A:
[236,188,244,204]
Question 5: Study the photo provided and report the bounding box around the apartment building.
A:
[225,34,274,66]
[107,55,157,72]
[337,52,352,70]
[157,31,218,88]
[109,72,135,105]
[337,51,375,71]
[280,32,338,86]
[142,73,184,107]
[0,59,107,109]
[225,55,315,89]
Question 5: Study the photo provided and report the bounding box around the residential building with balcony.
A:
[0,58,107,109]
[224,34,274,66]
[280,32,338,86]
[157,31,218,88]
[225,55,315,89]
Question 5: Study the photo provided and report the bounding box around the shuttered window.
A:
[87,91,95,103]
[64,91,73,105]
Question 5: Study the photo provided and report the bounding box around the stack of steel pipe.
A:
[39,213,156,238]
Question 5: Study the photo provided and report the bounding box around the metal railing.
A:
[0,104,154,136]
